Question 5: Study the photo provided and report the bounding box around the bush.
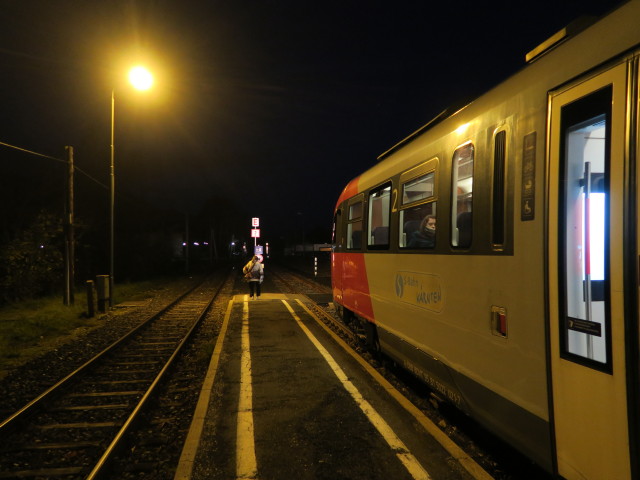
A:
[0,211,64,304]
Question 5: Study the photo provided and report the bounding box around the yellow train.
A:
[331,2,640,478]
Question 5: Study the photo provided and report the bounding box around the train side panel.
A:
[332,3,640,477]
[364,252,551,469]
[332,87,552,467]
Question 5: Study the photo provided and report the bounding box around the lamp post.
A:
[109,65,153,307]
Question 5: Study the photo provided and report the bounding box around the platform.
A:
[174,293,490,480]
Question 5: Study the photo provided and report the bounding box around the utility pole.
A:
[64,146,75,305]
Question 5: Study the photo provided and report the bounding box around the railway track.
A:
[0,271,231,480]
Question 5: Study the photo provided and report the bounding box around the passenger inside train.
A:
[408,214,436,248]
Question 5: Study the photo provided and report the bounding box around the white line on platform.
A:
[295,299,493,480]
[281,300,431,480]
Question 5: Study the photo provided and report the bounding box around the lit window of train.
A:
[402,171,434,204]
[451,143,474,247]
[400,176,437,250]
[399,158,438,249]
[367,184,391,248]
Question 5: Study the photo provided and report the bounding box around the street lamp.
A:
[109,65,154,307]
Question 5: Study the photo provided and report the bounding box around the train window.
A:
[451,143,474,248]
[399,159,438,249]
[332,209,339,246]
[399,202,436,248]
[492,130,506,246]
[402,172,434,205]
[559,87,612,370]
[368,184,391,248]
[349,201,362,219]
[347,199,363,250]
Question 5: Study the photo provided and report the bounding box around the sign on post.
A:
[251,218,261,246]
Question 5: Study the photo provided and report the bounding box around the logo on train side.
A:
[394,271,443,312]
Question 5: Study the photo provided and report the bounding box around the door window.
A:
[559,87,612,370]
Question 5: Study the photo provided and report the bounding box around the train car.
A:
[331,2,640,479]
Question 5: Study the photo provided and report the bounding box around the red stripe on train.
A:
[332,251,375,322]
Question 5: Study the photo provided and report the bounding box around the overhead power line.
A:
[0,140,108,190]
[0,140,65,163]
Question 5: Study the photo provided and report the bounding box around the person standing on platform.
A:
[243,255,264,298]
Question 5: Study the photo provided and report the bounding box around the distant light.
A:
[193,242,200,246]
[40,245,44,249]
[203,242,209,245]
[182,242,187,246]
[129,66,154,91]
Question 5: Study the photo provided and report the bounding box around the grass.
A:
[0,278,176,376]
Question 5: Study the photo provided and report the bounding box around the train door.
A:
[548,62,638,479]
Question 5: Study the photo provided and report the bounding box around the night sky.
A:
[0,0,625,245]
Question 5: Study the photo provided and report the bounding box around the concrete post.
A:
[86,280,95,317]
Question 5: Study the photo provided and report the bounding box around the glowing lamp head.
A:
[128,66,154,91]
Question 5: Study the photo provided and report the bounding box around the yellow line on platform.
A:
[236,298,258,479]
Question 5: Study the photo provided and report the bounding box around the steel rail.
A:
[0,276,206,434]
[86,276,225,480]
